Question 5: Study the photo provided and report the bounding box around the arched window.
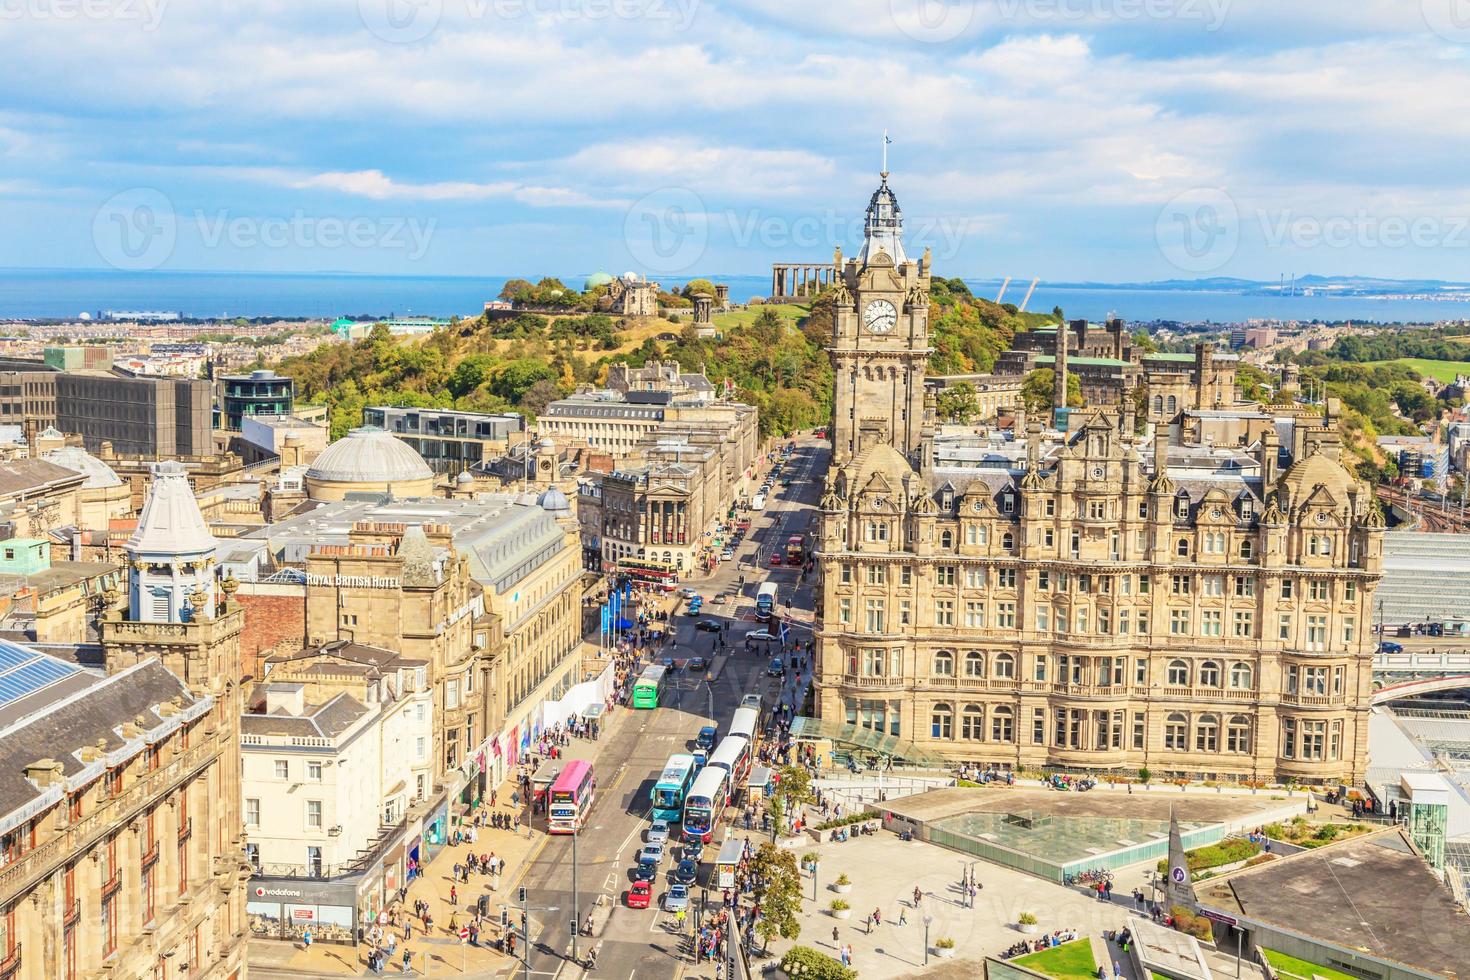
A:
[991,705,1014,743]
[1176,538,1190,557]
[964,651,985,678]
[1229,662,1253,689]
[1165,712,1188,750]
[1153,395,1163,413]
[1167,394,1177,414]
[961,705,984,740]
[1227,715,1252,753]
[940,530,954,549]
[993,653,1015,679]
[1196,714,1219,752]
[1001,532,1014,550]
[933,650,954,677]
[1167,660,1190,686]
[931,703,953,740]
[1239,539,1254,560]
[1199,661,1222,687]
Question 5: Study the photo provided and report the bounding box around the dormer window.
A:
[1240,497,1253,520]
[1174,493,1190,520]
[1002,492,1015,514]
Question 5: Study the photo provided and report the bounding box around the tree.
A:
[490,358,557,402]
[772,764,814,825]
[448,354,497,398]
[751,842,802,952]
[1021,368,1082,414]
[681,278,718,299]
[936,382,979,423]
[780,946,856,980]
[499,278,535,301]
[519,378,563,416]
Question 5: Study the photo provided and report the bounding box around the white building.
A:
[241,645,433,898]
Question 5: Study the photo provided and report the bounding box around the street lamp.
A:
[923,914,933,965]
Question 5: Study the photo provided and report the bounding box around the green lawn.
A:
[1013,939,1098,979]
[1362,357,1470,383]
[1263,948,1358,980]
[711,303,811,329]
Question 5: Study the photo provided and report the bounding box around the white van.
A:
[750,493,766,511]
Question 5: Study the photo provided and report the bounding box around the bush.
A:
[815,811,874,831]
[1170,906,1214,942]
[835,873,850,885]
[1156,836,1261,876]
[1138,767,1152,784]
[1018,912,1038,925]
[780,945,856,980]
[936,937,956,949]
[829,898,850,911]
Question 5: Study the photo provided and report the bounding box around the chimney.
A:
[1153,425,1170,478]
[1053,322,1071,427]
[1196,342,1215,409]
[264,683,306,716]
[1107,317,1127,360]
[1261,425,1280,485]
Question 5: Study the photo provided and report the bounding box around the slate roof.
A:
[0,459,85,498]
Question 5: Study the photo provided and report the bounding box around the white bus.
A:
[683,766,730,843]
[707,735,751,785]
[728,706,760,745]
[755,582,778,621]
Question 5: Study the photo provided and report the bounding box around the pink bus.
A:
[548,760,596,834]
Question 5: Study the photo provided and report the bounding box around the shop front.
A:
[247,878,363,946]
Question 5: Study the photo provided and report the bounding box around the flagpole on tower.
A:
[882,129,890,177]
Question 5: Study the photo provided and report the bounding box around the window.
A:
[1034,657,1047,682]
[992,706,1014,742]
[1138,574,1150,595]
[993,653,1015,678]
[1035,605,1051,632]
[1239,538,1254,559]
[1301,720,1325,760]
[964,651,985,677]
[931,703,953,740]
[1306,615,1327,652]
[1233,611,1254,638]
[964,602,985,629]
[1234,576,1255,597]
[1033,708,1046,744]
[1171,574,1191,595]
[1227,716,1251,753]
[1281,718,1297,758]
[142,865,155,925]
[965,567,987,589]
[1345,580,1357,601]
[1001,532,1014,550]
[245,798,260,827]
[1343,617,1356,644]
[933,650,954,677]
[996,603,1016,629]
[864,599,886,633]
[1229,662,1253,689]
[1304,666,1328,695]
[865,565,886,586]
[1133,712,1145,749]
[307,846,323,877]
[996,568,1016,589]
[307,761,323,781]
[1199,661,1222,687]
[965,524,988,546]
[306,800,322,829]
[1281,579,1294,599]
[102,894,117,956]
[1169,609,1191,635]
[1176,538,1190,557]
[1165,713,1188,750]
[1201,610,1222,636]
[935,566,956,586]
[840,563,852,584]
[1308,579,1329,601]
[901,566,912,586]
[1195,715,1219,752]
[838,598,851,625]
[1202,575,1223,597]
[934,600,955,627]
[961,705,984,740]
[1167,660,1190,685]
[1278,614,1293,642]
[865,521,888,542]
[939,530,953,549]
[274,760,289,779]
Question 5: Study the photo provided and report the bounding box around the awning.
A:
[789,716,952,767]
[581,703,605,720]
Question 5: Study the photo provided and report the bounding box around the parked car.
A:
[648,821,671,845]
[1378,641,1404,654]
[695,620,722,633]
[720,549,735,561]
[639,843,665,865]
[767,657,785,677]
[627,881,652,908]
[663,884,691,913]
[683,839,704,863]
[674,859,699,885]
[633,857,659,882]
[696,725,717,750]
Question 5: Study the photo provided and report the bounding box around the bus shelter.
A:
[715,839,744,890]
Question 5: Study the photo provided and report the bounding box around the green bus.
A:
[632,665,669,709]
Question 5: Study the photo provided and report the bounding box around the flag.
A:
[779,622,789,643]
[600,603,610,636]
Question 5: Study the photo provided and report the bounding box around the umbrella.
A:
[616,618,635,630]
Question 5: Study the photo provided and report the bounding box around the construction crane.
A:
[994,277,1012,304]
[1017,278,1040,312]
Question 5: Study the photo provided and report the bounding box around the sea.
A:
[5,268,1470,327]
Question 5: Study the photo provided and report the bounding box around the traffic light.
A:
[518,886,528,904]
[500,909,509,929]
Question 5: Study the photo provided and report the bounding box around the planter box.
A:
[934,947,956,959]
[831,909,851,920]
[1019,923,1038,934]
[832,883,852,894]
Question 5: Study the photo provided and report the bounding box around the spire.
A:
[126,461,217,624]
[859,156,907,266]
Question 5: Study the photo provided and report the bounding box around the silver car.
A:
[663,883,691,913]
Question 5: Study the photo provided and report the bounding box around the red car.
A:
[769,553,782,566]
[627,881,652,909]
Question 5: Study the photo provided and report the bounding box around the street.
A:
[515,436,828,980]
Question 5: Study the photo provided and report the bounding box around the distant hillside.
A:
[277,279,1051,439]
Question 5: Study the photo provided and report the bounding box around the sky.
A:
[3,0,1470,284]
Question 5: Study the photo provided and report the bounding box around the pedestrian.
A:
[401,948,412,973]
[832,926,839,945]
[302,927,313,951]
[450,884,457,906]
[873,907,881,927]
[898,906,907,926]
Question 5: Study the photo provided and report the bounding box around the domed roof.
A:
[1277,446,1355,505]
[585,271,614,290]
[537,487,571,513]
[536,436,556,451]
[307,426,433,485]
[43,446,124,489]
[127,461,216,556]
[456,470,475,485]
[516,491,539,507]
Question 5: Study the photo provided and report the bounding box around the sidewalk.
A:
[250,700,634,977]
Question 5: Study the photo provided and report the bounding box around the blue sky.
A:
[4,0,1470,283]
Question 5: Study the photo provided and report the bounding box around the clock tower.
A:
[829,168,932,466]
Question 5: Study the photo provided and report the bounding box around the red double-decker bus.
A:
[785,533,807,566]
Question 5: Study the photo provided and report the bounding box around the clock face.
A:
[863,299,898,334]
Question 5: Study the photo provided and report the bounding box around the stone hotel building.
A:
[814,171,1385,784]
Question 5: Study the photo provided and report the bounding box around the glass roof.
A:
[789,716,952,767]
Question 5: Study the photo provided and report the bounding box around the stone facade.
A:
[816,171,1385,785]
